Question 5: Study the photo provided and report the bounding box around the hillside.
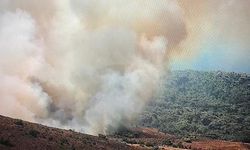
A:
[0,115,132,150]
[1,115,250,150]
[137,70,250,142]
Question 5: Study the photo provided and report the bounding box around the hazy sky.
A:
[171,0,250,73]
[171,39,250,73]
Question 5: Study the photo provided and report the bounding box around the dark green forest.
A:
[137,70,250,142]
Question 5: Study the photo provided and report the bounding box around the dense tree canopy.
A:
[137,70,250,142]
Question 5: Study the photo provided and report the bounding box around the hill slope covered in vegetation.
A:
[137,70,250,142]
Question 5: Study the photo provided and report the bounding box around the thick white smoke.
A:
[0,0,187,134]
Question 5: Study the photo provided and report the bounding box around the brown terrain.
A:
[0,115,249,150]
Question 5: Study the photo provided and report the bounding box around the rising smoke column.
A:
[0,0,188,135]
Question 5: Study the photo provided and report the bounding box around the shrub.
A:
[0,138,13,147]
[122,138,128,143]
[98,134,107,140]
[153,146,159,150]
[177,142,184,148]
[172,144,178,148]
[14,119,23,126]
[69,129,74,132]
[138,141,145,145]
[162,139,173,146]
[29,129,40,138]
[128,139,137,144]
[183,137,192,143]
[60,138,69,145]
[145,142,154,147]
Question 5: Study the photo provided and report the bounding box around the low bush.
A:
[162,139,173,146]
[29,129,40,138]
[145,142,154,147]
[60,138,69,145]
[14,119,23,126]
[0,138,13,147]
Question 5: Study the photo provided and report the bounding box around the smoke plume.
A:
[0,0,250,134]
[0,0,187,134]
[2,0,248,134]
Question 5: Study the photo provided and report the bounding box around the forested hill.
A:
[137,70,250,142]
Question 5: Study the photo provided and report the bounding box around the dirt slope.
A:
[0,115,249,150]
[0,115,132,150]
[111,127,250,150]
